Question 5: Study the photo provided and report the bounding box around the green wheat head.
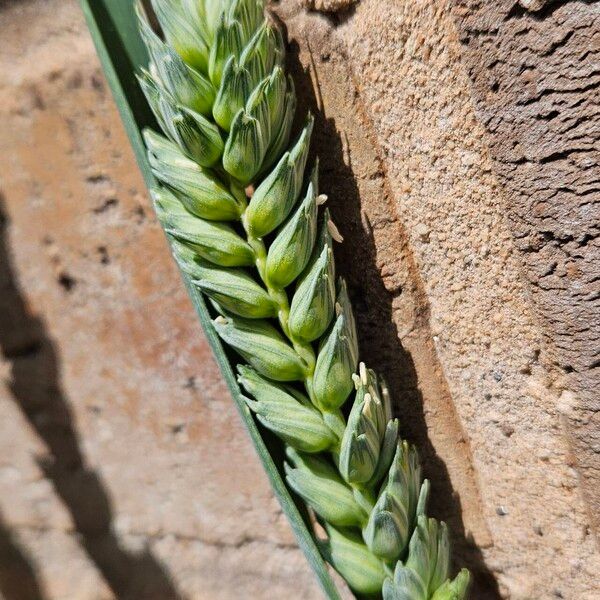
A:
[136,0,469,597]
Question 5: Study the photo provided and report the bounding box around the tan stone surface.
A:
[275,0,599,598]
[452,0,600,535]
[0,1,320,598]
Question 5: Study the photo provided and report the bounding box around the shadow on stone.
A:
[0,511,44,600]
[0,195,183,600]
[282,31,502,599]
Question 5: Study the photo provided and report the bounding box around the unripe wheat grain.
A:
[138,1,469,597]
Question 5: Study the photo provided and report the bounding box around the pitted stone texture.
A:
[452,0,600,538]
[333,1,599,598]
[276,0,599,598]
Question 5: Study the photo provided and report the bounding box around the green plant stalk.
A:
[86,0,471,597]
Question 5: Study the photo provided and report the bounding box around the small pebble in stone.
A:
[415,223,430,243]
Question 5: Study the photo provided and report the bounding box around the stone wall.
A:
[270,1,599,597]
[452,0,600,536]
[0,0,597,599]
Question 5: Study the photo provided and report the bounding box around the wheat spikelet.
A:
[137,1,469,596]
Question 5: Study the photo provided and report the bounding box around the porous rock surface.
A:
[452,0,600,536]
[0,0,598,599]
[273,1,599,597]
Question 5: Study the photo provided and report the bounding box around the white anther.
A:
[359,362,368,386]
[327,219,344,243]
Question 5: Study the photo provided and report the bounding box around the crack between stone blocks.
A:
[9,523,299,551]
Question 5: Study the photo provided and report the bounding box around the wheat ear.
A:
[137,1,469,597]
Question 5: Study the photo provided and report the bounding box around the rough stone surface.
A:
[452,0,600,536]
[275,0,599,597]
[0,0,598,599]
